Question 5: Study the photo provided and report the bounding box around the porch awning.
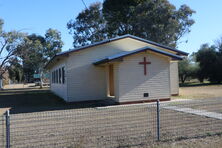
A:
[93,46,183,66]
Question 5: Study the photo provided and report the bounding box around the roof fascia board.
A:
[94,46,183,65]
[46,34,188,69]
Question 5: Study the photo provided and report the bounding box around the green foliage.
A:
[45,28,63,59]
[132,3,195,47]
[17,34,45,82]
[0,19,3,34]
[0,18,25,79]
[67,2,107,47]
[67,0,195,48]
[17,29,63,82]
[178,57,198,83]
[195,43,222,83]
[8,59,24,83]
[0,18,63,83]
[103,0,145,35]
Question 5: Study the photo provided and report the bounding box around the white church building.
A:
[45,35,188,104]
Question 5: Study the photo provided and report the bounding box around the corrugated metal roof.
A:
[93,46,183,65]
[45,34,188,69]
[58,34,188,56]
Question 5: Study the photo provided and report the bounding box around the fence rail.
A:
[0,98,222,148]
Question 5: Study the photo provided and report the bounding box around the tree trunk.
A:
[181,75,187,84]
[40,72,43,89]
[0,79,2,89]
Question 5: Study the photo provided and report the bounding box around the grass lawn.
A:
[0,86,222,147]
[1,84,222,114]
[0,88,63,114]
[173,84,222,99]
[0,88,115,114]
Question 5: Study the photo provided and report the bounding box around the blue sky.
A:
[0,0,221,54]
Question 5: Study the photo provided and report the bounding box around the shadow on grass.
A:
[179,82,222,87]
[0,88,117,114]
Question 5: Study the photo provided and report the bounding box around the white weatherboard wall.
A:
[116,52,171,103]
[49,37,179,102]
[66,45,116,102]
[65,38,150,102]
[170,61,179,95]
[50,59,68,101]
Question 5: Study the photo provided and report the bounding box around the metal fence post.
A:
[156,99,160,141]
[5,110,10,148]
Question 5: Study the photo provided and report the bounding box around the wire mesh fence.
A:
[160,98,222,141]
[1,98,222,148]
[10,103,157,148]
[0,114,6,148]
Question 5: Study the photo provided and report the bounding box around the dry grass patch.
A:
[0,108,9,115]
[173,85,222,99]
[148,135,222,148]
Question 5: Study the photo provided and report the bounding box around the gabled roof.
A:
[93,46,183,65]
[58,34,188,56]
[45,34,188,69]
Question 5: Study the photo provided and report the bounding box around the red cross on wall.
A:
[139,57,151,75]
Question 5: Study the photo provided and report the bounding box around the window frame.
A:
[62,67,65,84]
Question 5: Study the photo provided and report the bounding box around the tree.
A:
[195,44,222,83]
[17,34,45,82]
[17,29,63,83]
[215,37,222,82]
[68,0,195,48]
[67,2,107,47]
[0,19,3,34]
[41,29,63,87]
[7,59,24,83]
[131,2,195,47]
[178,57,197,83]
[103,0,145,36]
[0,19,25,82]
[44,28,63,60]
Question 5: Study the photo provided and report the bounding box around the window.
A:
[53,71,55,83]
[59,68,61,84]
[54,71,55,83]
[52,71,54,83]
[57,70,59,83]
[56,70,58,83]
[52,67,65,84]
[62,67,65,84]
[54,70,56,83]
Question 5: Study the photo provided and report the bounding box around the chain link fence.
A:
[0,98,222,148]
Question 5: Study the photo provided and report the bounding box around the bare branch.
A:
[0,38,8,55]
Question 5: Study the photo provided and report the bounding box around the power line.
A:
[81,0,88,9]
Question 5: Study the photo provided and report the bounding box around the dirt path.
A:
[163,105,222,120]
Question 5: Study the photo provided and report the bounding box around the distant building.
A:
[45,35,188,103]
